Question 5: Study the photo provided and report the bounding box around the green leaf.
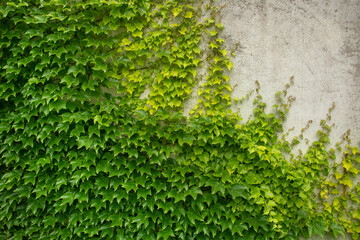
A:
[78,136,93,149]
[187,210,203,225]
[157,227,175,240]
[174,191,186,203]
[330,222,345,238]
[220,49,227,57]
[340,174,353,188]
[353,208,360,219]
[245,171,263,185]
[172,7,182,17]
[68,65,85,77]
[198,152,209,164]
[308,220,328,238]
[252,215,269,232]
[334,170,343,180]
[55,174,68,190]
[250,187,261,199]
[123,179,137,193]
[225,60,233,70]
[49,99,66,112]
[194,147,203,155]
[88,125,100,137]
[75,191,88,203]
[210,180,225,195]
[216,23,224,29]
[90,198,106,212]
[225,151,233,160]
[37,157,51,168]
[187,186,202,200]
[228,183,248,199]
[231,220,248,236]
[137,187,151,200]
[96,176,109,189]
[260,185,274,198]
[343,158,352,171]
[43,216,56,228]
[110,178,123,191]
[60,192,75,206]
[179,135,196,146]
[114,189,128,203]
[209,30,218,36]
[184,11,193,19]
[70,125,85,139]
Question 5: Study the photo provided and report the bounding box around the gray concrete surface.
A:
[214,1,360,239]
[215,0,360,153]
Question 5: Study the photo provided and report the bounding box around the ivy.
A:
[0,0,359,239]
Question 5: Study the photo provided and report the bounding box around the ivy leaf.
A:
[216,38,224,43]
[68,65,85,77]
[330,222,345,238]
[90,198,106,212]
[75,191,89,203]
[307,220,328,238]
[252,215,269,232]
[172,8,182,17]
[78,136,93,149]
[179,135,196,146]
[49,99,66,112]
[210,180,225,195]
[184,11,193,19]
[174,191,186,203]
[220,49,227,57]
[95,175,109,189]
[228,183,248,199]
[231,220,248,236]
[123,180,137,193]
[70,125,85,139]
[216,23,224,29]
[110,178,123,191]
[250,187,261,199]
[353,208,360,220]
[225,60,233,70]
[37,157,51,168]
[209,30,218,36]
[137,187,151,200]
[245,171,263,185]
[340,174,353,189]
[225,151,233,160]
[43,216,56,228]
[114,189,128,203]
[334,171,343,180]
[55,174,68,190]
[157,227,175,240]
[187,186,202,200]
[186,210,203,225]
[88,125,100,137]
[343,159,352,171]
[260,185,274,198]
[60,192,75,206]
[198,152,209,164]
[111,144,124,156]
[194,147,203,155]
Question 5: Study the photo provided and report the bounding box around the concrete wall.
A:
[217,1,359,238]
[218,0,360,152]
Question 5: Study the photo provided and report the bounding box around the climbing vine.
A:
[0,0,359,239]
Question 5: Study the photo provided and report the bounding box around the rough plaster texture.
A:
[215,0,360,151]
[215,1,360,239]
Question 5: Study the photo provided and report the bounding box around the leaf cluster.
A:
[0,0,358,239]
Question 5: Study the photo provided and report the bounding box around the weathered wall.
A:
[217,0,360,152]
[216,1,360,238]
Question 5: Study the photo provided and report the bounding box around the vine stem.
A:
[343,153,347,197]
